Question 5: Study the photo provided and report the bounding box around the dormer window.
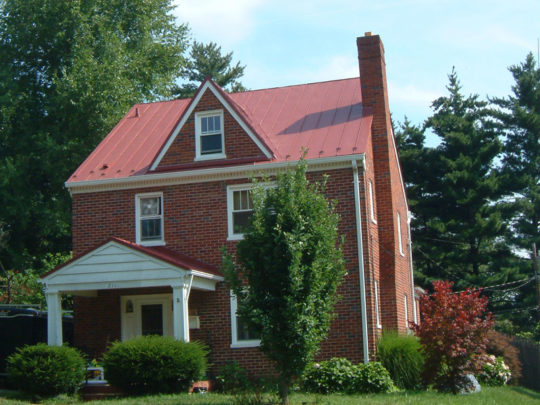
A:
[136,192,164,246]
[195,110,225,160]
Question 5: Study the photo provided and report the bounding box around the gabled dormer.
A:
[150,78,274,171]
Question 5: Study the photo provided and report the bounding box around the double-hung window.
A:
[136,193,164,246]
[397,211,404,256]
[195,110,225,160]
[230,292,260,348]
[227,185,254,240]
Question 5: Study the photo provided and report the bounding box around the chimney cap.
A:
[364,31,372,36]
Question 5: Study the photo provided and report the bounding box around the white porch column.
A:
[46,291,63,346]
[172,280,190,342]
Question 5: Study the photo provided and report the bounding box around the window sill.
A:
[195,153,226,162]
[138,240,166,247]
[227,234,245,241]
[377,324,382,329]
[230,340,261,349]
[371,219,377,225]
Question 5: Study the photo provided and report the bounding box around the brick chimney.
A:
[357,33,412,333]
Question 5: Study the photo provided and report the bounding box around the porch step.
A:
[79,383,123,401]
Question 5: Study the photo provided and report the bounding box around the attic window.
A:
[195,110,225,160]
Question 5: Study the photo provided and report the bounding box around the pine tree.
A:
[173,41,246,98]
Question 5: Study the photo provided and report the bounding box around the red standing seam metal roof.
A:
[68,77,372,183]
[42,237,222,279]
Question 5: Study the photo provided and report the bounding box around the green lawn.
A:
[1,386,539,404]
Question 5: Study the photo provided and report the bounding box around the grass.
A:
[0,386,539,404]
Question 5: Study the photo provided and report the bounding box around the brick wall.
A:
[157,90,266,168]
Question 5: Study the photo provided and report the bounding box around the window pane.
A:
[201,116,207,132]
[141,304,163,335]
[233,190,241,210]
[201,134,222,154]
[233,211,253,234]
[241,190,248,210]
[141,197,160,216]
[141,218,161,240]
[237,317,259,341]
[214,116,221,131]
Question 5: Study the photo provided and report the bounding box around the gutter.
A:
[352,158,369,363]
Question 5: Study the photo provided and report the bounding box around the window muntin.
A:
[136,193,164,245]
[230,293,260,348]
[195,110,225,160]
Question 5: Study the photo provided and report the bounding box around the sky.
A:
[173,0,540,141]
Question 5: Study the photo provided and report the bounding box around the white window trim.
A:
[397,211,404,256]
[374,280,382,329]
[135,192,165,246]
[369,180,376,224]
[194,109,226,161]
[230,292,261,348]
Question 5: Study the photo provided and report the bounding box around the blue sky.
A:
[173,0,539,137]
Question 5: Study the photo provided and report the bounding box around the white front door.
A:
[121,294,173,341]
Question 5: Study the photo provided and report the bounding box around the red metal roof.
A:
[42,237,222,279]
[68,77,372,183]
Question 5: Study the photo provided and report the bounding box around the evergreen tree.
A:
[492,54,540,328]
[409,69,515,290]
[223,160,345,405]
[173,41,246,98]
[0,0,189,269]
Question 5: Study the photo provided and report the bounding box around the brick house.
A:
[41,33,415,375]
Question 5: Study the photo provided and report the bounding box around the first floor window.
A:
[374,280,382,329]
[397,211,404,255]
[230,292,260,348]
[136,193,164,245]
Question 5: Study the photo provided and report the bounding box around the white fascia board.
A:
[150,81,272,171]
[67,154,366,194]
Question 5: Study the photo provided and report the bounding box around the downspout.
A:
[407,211,417,324]
[352,159,369,363]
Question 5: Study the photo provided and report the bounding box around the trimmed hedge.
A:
[302,358,395,394]
[6,343,85,397]
[377,331,424,390]
[103,336,208,394]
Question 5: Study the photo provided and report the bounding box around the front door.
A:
[121,294,172,341]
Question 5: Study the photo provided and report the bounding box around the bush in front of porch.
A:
[103,336,208,395]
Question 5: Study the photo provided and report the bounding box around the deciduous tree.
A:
[223,160,345,405]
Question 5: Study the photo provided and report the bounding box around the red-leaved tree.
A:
[411,280,494,393]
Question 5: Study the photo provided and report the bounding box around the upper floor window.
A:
[195,110,225,160]
[136,193,164,246]
[227,185,254,240]
[397,211,404,256]
[369,180,376,223]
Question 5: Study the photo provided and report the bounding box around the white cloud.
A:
[173,0,264,45]
[389,81,440,106]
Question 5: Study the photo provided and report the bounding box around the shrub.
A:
[302,358,395,394]
[377,331,424,390]
[6,343,85,397]
[485,329,522,383]
[350,362,395,393]
[216,361,251,393]
[411,280,494,394]
[477,355,511,386]
[103,336,208,394]
[302,357,356,394]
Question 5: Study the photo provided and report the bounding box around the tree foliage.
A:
[0,0,189,269]
[173,41,246,98]
[223,160,345,404]
[411,280,494,393]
